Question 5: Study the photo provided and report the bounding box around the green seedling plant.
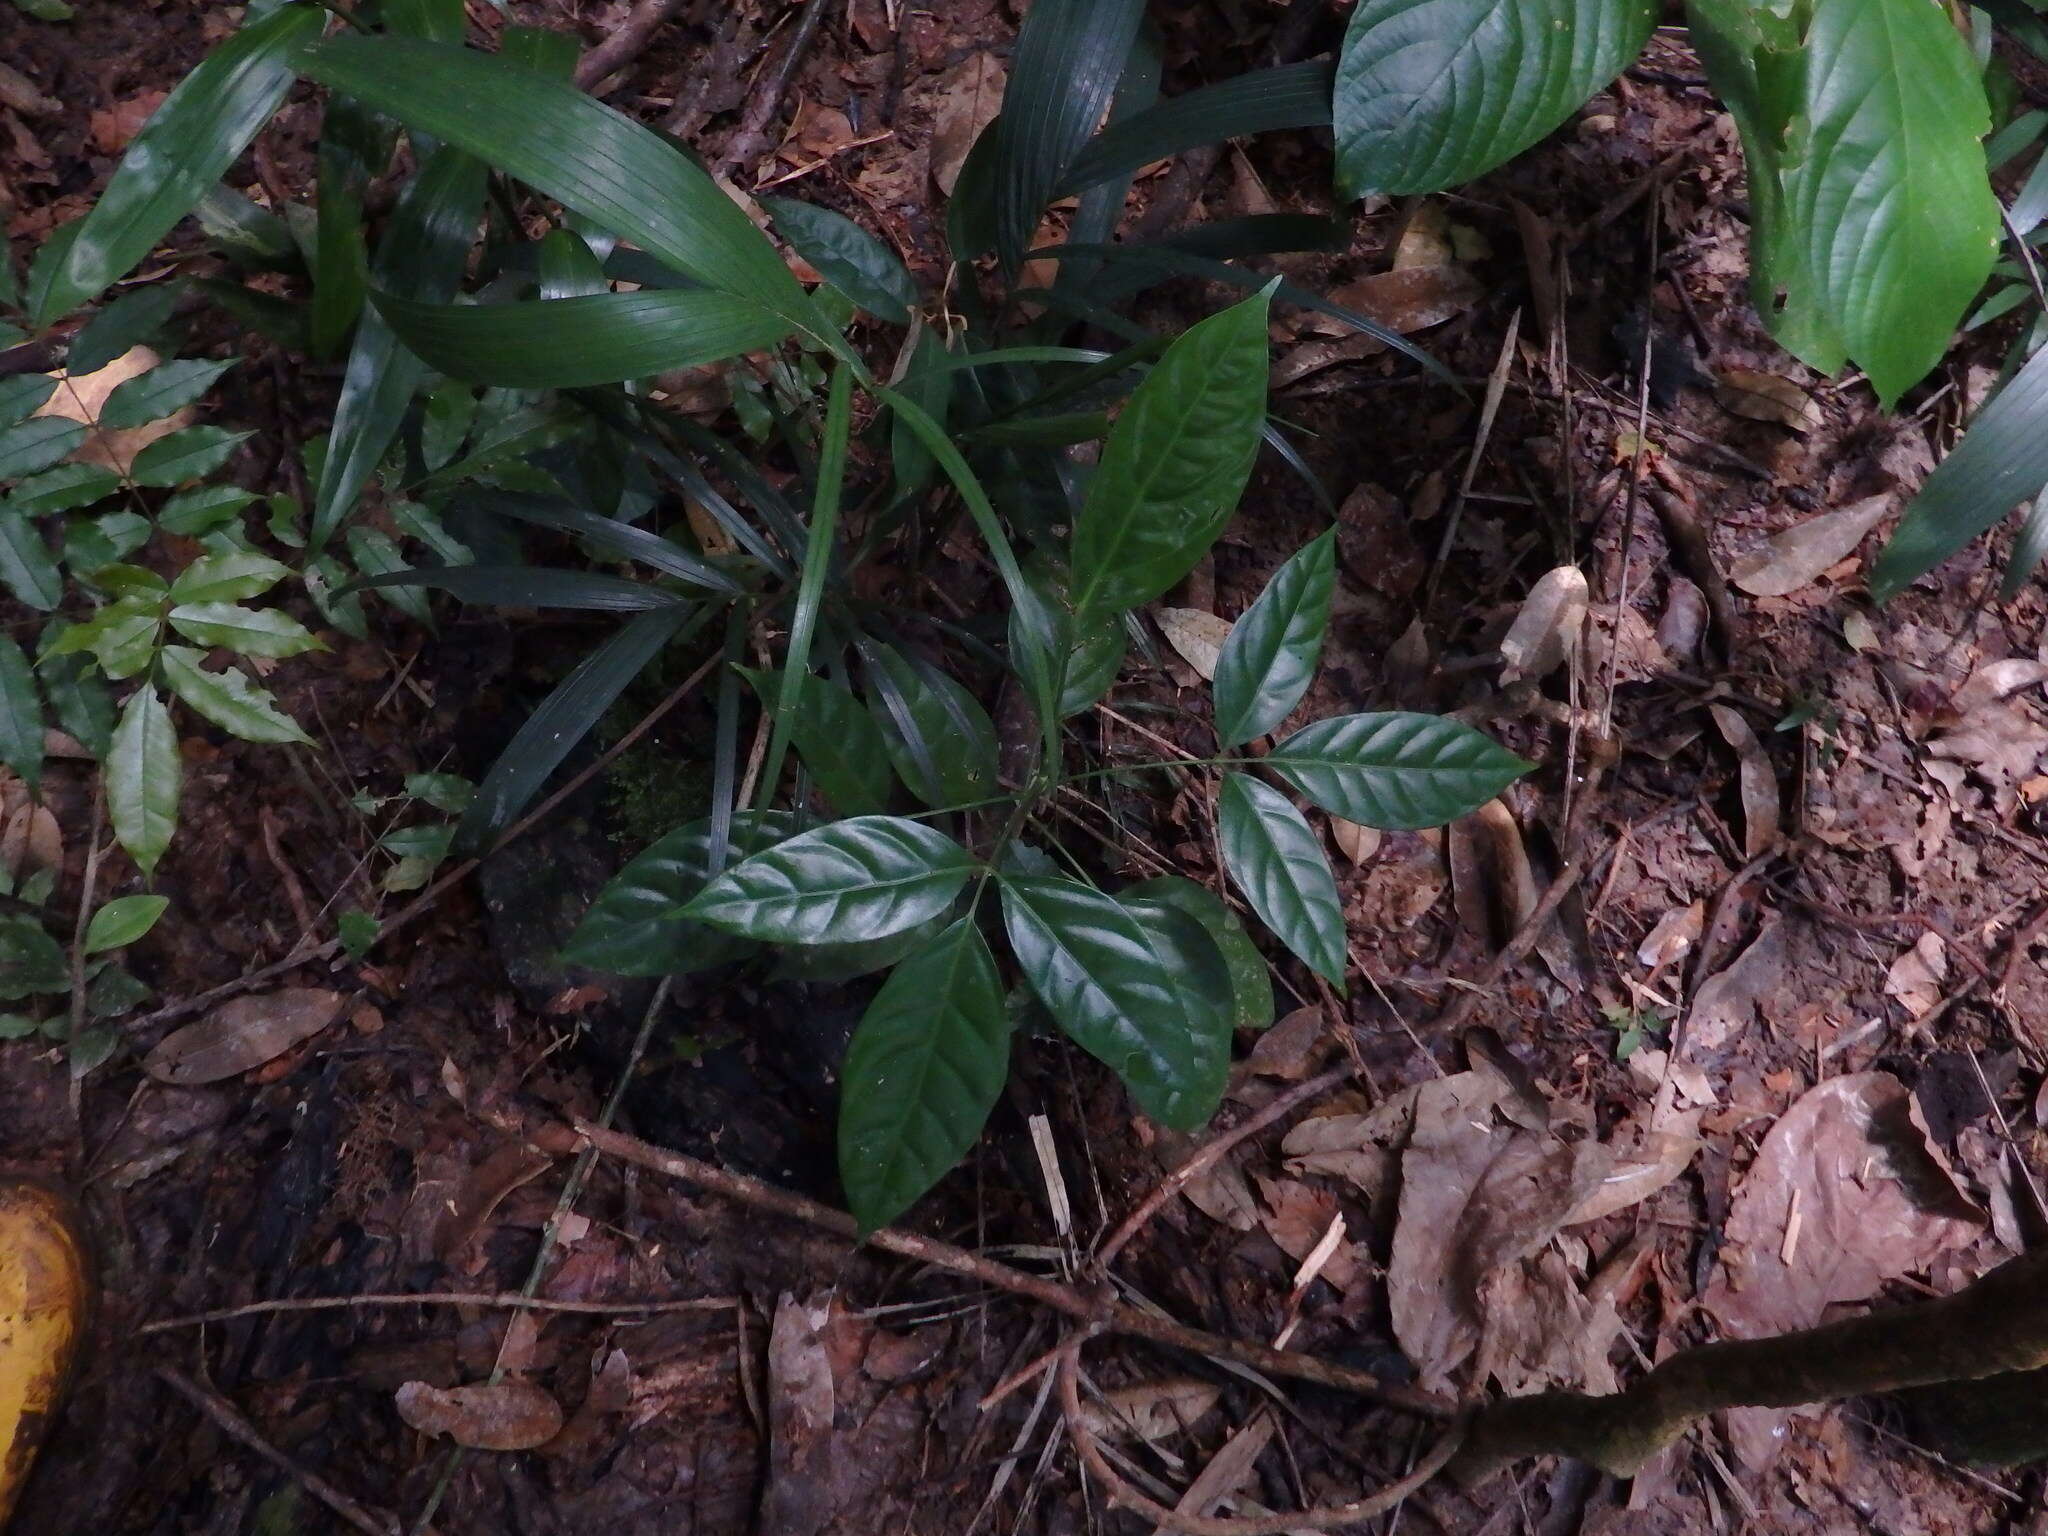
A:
[0,877,164,1076]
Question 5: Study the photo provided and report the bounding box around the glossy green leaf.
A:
[108,685,178,875]
[0,917,67,1002]
[0,511,61,609]
[0,633,43,792]
[764,196,917,325]
[158,484,260,535]
[161,644,311,744]
[1060,61,1337,197]
[0,417,86,480]
[165,602,322,658]
[1000,875,1231,1130]
[1212,527,1336,747]
[864,645,1002,810]
[1070,286,1272,617]
[839,916,1008,1232]
[46,595,159,679]
[192,184,301,271]
[1216,772,1346,987]
[30,6,323,324]
[127,426,250,487]
[8,463,118,516]
[561,812,796,975]
[1118,874,1273,1031]
[311,103,378,359]
[1265,712,1533,830]
[0,375,58,426]
[1872,338,2048,600]
[736,665,895,817]
[100,358,235,430]
[373,288,794,389]
[295,35,826,338]
[684,816,977,945]
[169,549,288,603]
[83,893,169,954]
[40,653,112,758]
[2006,493,2048,600]
[457,603,696,847]
[1334,0,1656,199]
[770,912,952,984]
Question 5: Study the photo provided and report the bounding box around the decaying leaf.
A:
[1562,1108,1701,1226]
[927,53,1003,195]
[31,345,195,475]
[761,1293,838,1533]
[1313,264,1484,340]
[1952,658,2048,714]
[142,988,344,1084]
[1709,704,1780,857]
[1883,931,1947,1020]
[1255,1176,1359,1295]
[1636,901,1704,972]
[1242,1005,1329,1082]
[395,1378,565,1450]
[1686,915,1786,1054]
[0,798,61,886]
[1157,1128,1260,1231]
[1448,800,1536,948]
[1153,606,1231,681]
[1701,1072,1982,1468]
[1716,367,1822,432]
[1728,494,1891,597]
[1498,566,1588,683]
[1329,817,1380,866]
[1078,1379,1221,1445]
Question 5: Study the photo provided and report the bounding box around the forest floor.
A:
[5,1,2048,1533]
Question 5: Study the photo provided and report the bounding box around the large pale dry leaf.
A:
[32,345,194,475]
[1476,1246,1623,1396]
[1883,931,1947,1020]
[1928,704,2048,810]
[761,1293,838,1534]
[1952,659,2048,714]
[1154,606,1231,681]
[927,53,1004,195]
[1328,817,1380,866]
[1078,1378,1221,1445]
[1393,202,1457,269]
[395,1378,564,1450]
[1498,565,1588,683]
[1701,1072,1982,1469]
[1709,704,1780,857]
[1563,1107,1701,1226]
[1685,915,1786,1054]
[1156,1127,1260,1230]
[1448,800,1536,948]
[1313,264,1483,339]
[142,988,344,1084]
[0,801,61,885]
[1728,495,1891,597]
[1716,367,1822,433]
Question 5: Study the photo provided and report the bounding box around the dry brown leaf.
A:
[32,346,195,475]
[1079,1379,1220,1445]
[1842,610,1879,652]
[1157,1127,1259,1231]
[1709,704,1780,857]
[1153,606,1231,681]
[1716,367,1822,432]
[1927,703,2048,810]
[395,1378,565,1450]
[1498,565,1588,683]
[1255,1177,1359,1293]
[1315,264,1484,339]
[1476,1246,1623,1396]
[761,1293,837,1532]
[1686,915,1787,1053]
[1701,1072,1982,1468]
[1448,799,1535,947]
[435,1141,557,1269]
[1242,1005,1328,1081]
[1394,202,1456,268]
[1883,931,1947,1020]
[1636,901,1705,972]
[142,988,345,1084]
[927,53,1004,195]
[1952,658,2048,714]
[1728,494,1891,597]
[0,801,60,886]
[1563,1108,1702,1226]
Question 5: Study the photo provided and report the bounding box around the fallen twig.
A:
[137,1290,735,1335]
[718,0,836,174]
[575,0,690,91]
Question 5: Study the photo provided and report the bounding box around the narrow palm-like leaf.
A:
[478,492,747,594]
[1265,712,1533,830]
[1060,61,1337,196]
[839,917,1008,1231]
[108,685,178,875]
[684,816,977,944]
[30,5,323,324]
[1216,772,1347,986]
[1212,527,1336,747]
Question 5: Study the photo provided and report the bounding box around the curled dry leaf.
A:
[1153,606,1231,682]
[1449,799,1536,948]
[1636,901,1704,972]
[1883,931,1948,1020]
[1562,1107,1702,1226]
[1313,264,1484,340]
[0,800,61,886]
[1708,704,1780,857]
[1728,494,1891,598]
[1078,1379,1220,1446]
[1952,658,2048,714]
[142,988,344,1084]
[1255,1176,1359,1294]
[1328,816,1380,866]
[1715,367,1823,432]
[1498,565,1588,683]
[1655,575,1710,662]
[1156,1127,1259,1231]
[31,346,195,476]
[394,1377,565,1450]
[927,53,1004,195]
[1686,914,1787,1054]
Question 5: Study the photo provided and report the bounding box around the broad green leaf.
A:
[1212,527,1336,747]
[839,917,1009,1232]
[1070,287,1272,617]
[1334,0,1656,199]
[127,426,251,487]
[764,197,917,325]
[166,602,322,658]
[1872,339,2048,599]
[1118,874,1273,1031]
[294,36,827,340]
[770,912,953,983]
[736,665,895,817]
[0,633,43,792]
[1000,875,1231,1130]
[85,563,165,601]
[1060,61,1337,197]
[345,526,433,625]
[535,227,608,301]
[0,417,86,479]
[684,816,977,945]
[1265,712,1533,830]
[169,549,289,604]
[313,143,486,551]
[0,375,58,426]
[193,183,301,271]
[372,289,794,389]
[864,645,1002,810]
[40,653,112,758]
[419,384,476,471]
[83,893,169,954]
[0,512,61,609]
[311,99,380,360]
[404,772,473,814]
[30,5,323,324]
[161,645,312,744]
[8,463,119,515]
[65,514,149,577]
[0,916,67,1001]
[1215,772,1347,987]
[46,595,160,679]
[561,812,796,975]
[2007,493,2048,600]
[158,484,260,535]
[108,685,178,875]
[100,358,236,429]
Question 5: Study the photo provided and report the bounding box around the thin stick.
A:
[137,1290,736,1336]
[156,1367,399,1536]
[66,785,106,1123]
[1057,1340,1466,1536]
[574,1119,1455,1417]
[1096,1064,1353,1270]
[574,0,689,90]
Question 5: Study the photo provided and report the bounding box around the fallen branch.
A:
[575,0,690,91]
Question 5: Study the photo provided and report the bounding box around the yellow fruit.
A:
[0,1179,89,1527]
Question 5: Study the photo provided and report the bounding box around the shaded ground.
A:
[4,1,2048,1532]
